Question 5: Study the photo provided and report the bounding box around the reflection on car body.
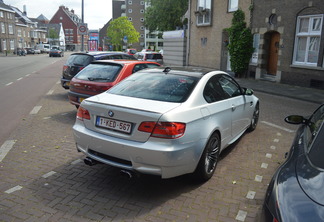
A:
[262,104,324,222]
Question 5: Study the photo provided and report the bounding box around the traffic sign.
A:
[78,23,88,35]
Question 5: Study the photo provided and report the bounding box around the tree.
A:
[107,17,140,50]
[145,0,189,32]
[226,9,254,78]
[48,28,59,45]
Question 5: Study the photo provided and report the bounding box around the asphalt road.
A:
[0,53,68,148]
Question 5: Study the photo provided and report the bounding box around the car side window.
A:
[218,75,242,98]
[203,76,226,103]
[133,64,147,73]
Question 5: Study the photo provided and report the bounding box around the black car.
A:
[26,47,35,54]
[263,104,324,222]
[61,51,137,89]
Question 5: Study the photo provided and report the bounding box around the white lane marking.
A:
[235,210,247,221]
[255,175,263,182]
[71,159,82,165]
[0,140,16,162]
[266,153,272,158]
[6,82,13,86]
[246,191,256,199]
[270,145,276,150]
[261,163,268,169]
[17,77,23,81]
[42,171,56,178]
[261,121,295,133]
[46,90,54,95]
[26,74,30,77]
[30,106,42,115]
[5,185,23,194]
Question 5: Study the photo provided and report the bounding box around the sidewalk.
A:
[235,78,324,104]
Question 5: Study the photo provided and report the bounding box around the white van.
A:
[36,43,50,53]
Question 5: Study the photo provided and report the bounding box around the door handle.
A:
[232,105,236,111]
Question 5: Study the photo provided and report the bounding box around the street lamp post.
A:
[81,0,84,51]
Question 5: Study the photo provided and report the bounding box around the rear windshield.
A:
[146,54,162,59]
[75,63,123,82]
[108,72,198,103]
[66,54,93,66]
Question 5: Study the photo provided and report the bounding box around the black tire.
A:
[193,132,220,182]
[248,102,259,132]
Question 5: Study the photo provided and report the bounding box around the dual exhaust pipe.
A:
[83,157,136,179]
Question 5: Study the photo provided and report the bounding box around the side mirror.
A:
[284,115,306,125]
[243,88,254,96]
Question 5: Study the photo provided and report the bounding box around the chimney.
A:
[71,9,74,14]
[23,5,27,16]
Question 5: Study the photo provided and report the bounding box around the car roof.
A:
[137,51,161,54]
[71,51,130,56]
[137,66,218,78]
[91,60,161,65]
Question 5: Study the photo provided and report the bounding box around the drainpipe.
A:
[186,0,191,66]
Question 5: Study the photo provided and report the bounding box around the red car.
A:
[125,48,137,55]
[68,60,160,107]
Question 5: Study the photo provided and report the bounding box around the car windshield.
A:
[306,105,324,169]
[75,63,123,82]
[108,72,199,103]
[67,54,93,66]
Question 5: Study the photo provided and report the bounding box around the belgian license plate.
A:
[96,117,132,134]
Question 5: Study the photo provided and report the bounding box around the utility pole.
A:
[81,0,84,51]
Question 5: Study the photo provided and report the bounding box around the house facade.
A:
[50,6,85,51]
[250,0,324,89]
[0,1,16,53]
[188,0,252,70]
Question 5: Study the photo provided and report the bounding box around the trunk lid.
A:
[81,93,181,142]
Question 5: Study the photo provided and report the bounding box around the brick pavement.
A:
[0,80,295,221]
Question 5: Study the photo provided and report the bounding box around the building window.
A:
[1,22,5,33]
[140,9,144,13]
[251,34,260,64]
[17,29,21,37]
[0,11,3,18]
[140,1,145,5]
[140,34,144,38]
[128,17,132,21]
[60,16,63,20]
[228,0,238,12]
[2,40,6,50]
[293,15,323,66]
[128,9,132,13]
[196,0,212,26]
[140,18,144,22]
[140,26,145,30]
[10,40,14,50]
[8,24,13,34]
[128,1,132,5]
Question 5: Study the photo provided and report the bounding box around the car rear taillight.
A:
[138,122,186,139]
[76,107,90,121]
[63,65,68,71]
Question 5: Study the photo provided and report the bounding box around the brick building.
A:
[0,1,15,53]
[49,5,86,51]
[250,0,324,89]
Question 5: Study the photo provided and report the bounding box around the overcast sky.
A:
[4,0,113,30]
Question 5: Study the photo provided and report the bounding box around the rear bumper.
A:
[68,91,91,106]
[61,78,70,89]
[73,122,205,179]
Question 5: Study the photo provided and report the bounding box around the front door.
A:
[267,32,280,75]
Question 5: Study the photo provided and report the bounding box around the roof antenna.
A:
[163,67,171,74]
